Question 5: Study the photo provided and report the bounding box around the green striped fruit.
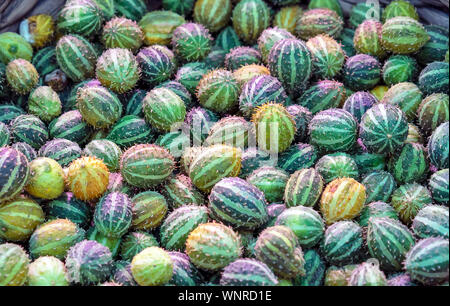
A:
[55,35,97,82]
[160,205,209,251]
[343,54,380,91]
[193,0,232,33]
[120,231,159,261]
[225,46,261,71]
[175,62,208,94]
[25,157,65,200]
[247,166,288,203]
[29,219,85,260]
[381,17,429,54]
[275,206,324,248]
[136,46,176,88]
[64,80,92,111]
[124,89,146,117]
[185,107,218,146]
[417,25,449,65]
[308,0,343,17]
[320,177,366,225]
[215,26,241,52]
[27,256,69,286]
[382,0,418,22]
[359,103,408,154]
[239,148,277,178]
[209,177,268,229]
[10,142,36,163]
[389,143,428,184]
[343,91,377,123]
[273,5,303,35]
[367,217,415,271]
[315,153,359,184]
[298,80,346,115]
[382,55,418,86]
[86,227,121,257]
[252,103,296,154]
[101,17,143,52]
[358,201,398,227]
[412,205,448,239]
[0,147,29,203]
[112,260,137,286]
[76,81,122,129]
[47,192,91,228]
[0,196,44,242]
[186,222,242,270]
[348,259,387,286]
[120,144,175,189]
[131,191,168,230]
[180,146,203,174]
[189,144,242,192]
[66,156,110,201]
[391,183,433,225]
[348,3,381,28]
[428,122,449,170]
[139,10,186,46]
[233,64,271,87]
[163,0,195,16]
[239,75,289,118]
[168,251,202,286]
[419,62,449,95]
[57,0,103,37]
[232,0,271,44]
[258,27,295,63]
[142,87,186,132]
[284,168,323,208]
[106,172,135,196]
[171,23,212,62]
[278,143,318,174]
[220,258,278,286]
[406,123,424,144]
[0,122,10,147]
[5,59,39,95]
[0,32,33,64]
[255,225,305,278]
[84,139,121,172]
[381,82,422,121]
[338,28,356,57]
[160,174,205,209]
[28,86,61,122]
[429,169,449,205]
[417,93,449,134]
[32,47,58,77]
[309,108,357,153]
[96,48,140,94]
[0,63,7,98]
[196,69,239,113]
[294,249,325,286]
[155,130,190,158]
[65,240,113,285]
[268,39,312,98]
[106,115,154,149]
[296,8,343,40]
[286,105,312,142]
[10,114,48,149]
[354,19,386,59]
[0,243,30,286]
[131,246,173,286]
[404,237,449,285]
[204,47,227,69]
[38,139,81,167]
[116,0,147,21]
[94,192,132,238]
[92,0,115,20]
[324,264,358,286]
[321,220,363,265]
[157,80,194,110]
[361,171,397,204]
[305,34,345,79]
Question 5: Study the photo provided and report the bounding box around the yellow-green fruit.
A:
[131,246,173,286]
[25,157,65,200]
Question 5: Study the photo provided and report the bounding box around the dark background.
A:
[0,0,448,34]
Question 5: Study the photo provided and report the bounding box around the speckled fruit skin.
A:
[28,86,62,122]
[382,55,418,86]
[247,166,288,203]
[0,32,33,64]
[66,156,110,201]
[273,5,303,34]
[412,205,449,239]
[5,59,39,95]
[47,192,91,228]
[380,82,422,121]
[171,22,212,62]
[320,177,366,225]
[315,153,359,184]
[391,183,432,225]
[57,0,103,37]
[232,0,271,45]
[94,192,132,238]
[284,168,323,208]
[348,259,388,286]
[139,10,186,46]
[131,247,173,286]
[120,231,159,261]
[168,251,203,286]
[258,27,295,64]
[298,80,346,115]
[389,142,428,184]
[186,222,242,271]
[428,122,449,170]
[353,19,386,59]
[361,171,397,204]
[306,34,345,79]
[220,258,279,286]
[417,93,449,135]
[160,174,205,209]
[193,0,232,33]
[429,169,449,205]
[27,256,69,286]
[296,8,343,40]
[0,243,30,286]
[137,46,176,88]
[83,139,122,172]
[381,17,429,54]
[255,225,305,279]
[343,54,381,91]
[0,147,30,203]
[131,191,168,230]
[10,114,49,150]
[25,157,65,200]
[101,17,143,52]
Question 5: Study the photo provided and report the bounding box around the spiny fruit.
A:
[120,231,159,261]
[48,110,92,145]
[28,86,61,122]
[296,8,343,40]
[417,25,449,65]
[47,192,91,228]
[137,46,176,87]
[120,144,175,189]
[27,256,69,286]
[215,26,241,52]
[315,153,359,184]
[353,19,386,59]
[171,23,212,62]
[225,46,262,71]
[389,142,428,184]
[131,191,168,230]
[428,122,449,170]
[273,5,303,34]
[343,91,377,123]
[186,222,242,271]
[348,259,388,286]
[66,156,110,201]
[361,171,397,204]
[429,169,449,205]
[193,0,232,33]
[382,0,419,22]
[320,177,366,225]
[168,251,202,286]
[417,93,449,135]
[160,174,205,209]
[163,0,195,16]
[412,205,449,239]
[232,0,271,44]
[83,139,122,172]
[101,17,143,52]
[19,14,55,49]
[9,114,49,150]
[57,0,103,37]
[116,0,147,21]
[284,168,323,208]
[5,59,39,95]
[246,166,289,203]
[258,27,295,63]
[0,147,30,203]
[138,10,186,46]
[381,17,429,54]
[391,183,433,225]
[380,82,422,121]
[252,103,296,154]
[278,143,318,174]
[220,258,279,286]
[0,243,30,286]
[94,192,132,238]
[358,201,399,227]
[131,247,173,286]
[209,177,268,229]
[25,157,65,200]
[286,105,312,142]
[96,48,140,94]
[343,54,381,91]
[106,115,154,149]
[298,80,346,115]
[306,34,345,79]
[382,55,418,86]
[10,142,37,163]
